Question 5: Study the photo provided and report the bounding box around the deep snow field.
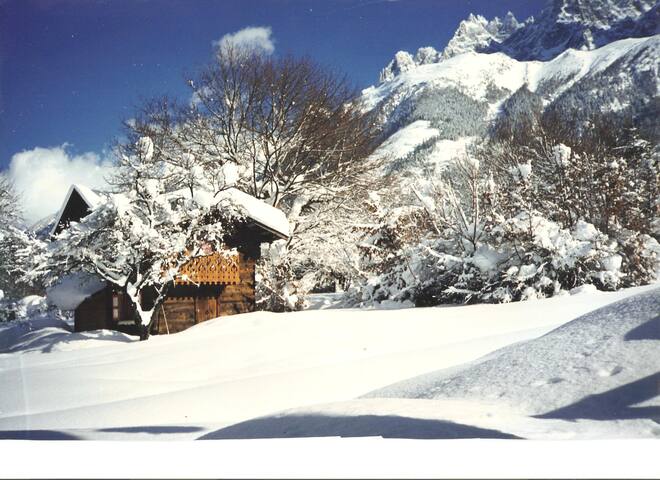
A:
[1,284,658,444]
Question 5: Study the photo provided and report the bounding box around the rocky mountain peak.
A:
[492,0,657,60]
[377,0,657,84]
[441,11,524,60]
[379,51,416,83]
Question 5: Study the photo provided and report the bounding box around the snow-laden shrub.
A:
[0,293,65,324]
[352,190,432,305]
[617,230,660,287]
[481,215,625,302]
[356,127,658,307]
[256,240,306,312]
[369,214,635,307]
[0,290,10,323]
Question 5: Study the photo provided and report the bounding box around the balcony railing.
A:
[174,252,240,285]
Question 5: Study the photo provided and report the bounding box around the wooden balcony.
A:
[174,251,240,285]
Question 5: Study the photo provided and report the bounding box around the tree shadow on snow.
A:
[198,414,521,440]
[624,315,660,341]
[535,372,660,421]
[6,329,136,354]
[0,429,81,440]
[98,425,203,435]
[39,330,136,354]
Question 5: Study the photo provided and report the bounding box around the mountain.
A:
[363,34,659,172]
[441,12,527,60]
[379,11,526,83]
[491,0,658,60]
[379,0,657,84]
[367,0,659,174]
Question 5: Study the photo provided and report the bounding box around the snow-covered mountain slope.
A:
[0,285,656,440]
[364,34,659,167]
[371,120,439,162]
[367,35,658,122]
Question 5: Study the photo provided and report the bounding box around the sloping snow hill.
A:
[373,287,660,416]
[0,285,657,440]
[202,286,659,441]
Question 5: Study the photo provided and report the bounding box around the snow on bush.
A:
[0,294,70,351]
[355,119,659,307]
[256,240,306,312]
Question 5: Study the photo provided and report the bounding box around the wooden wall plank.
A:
[74,287,112,332]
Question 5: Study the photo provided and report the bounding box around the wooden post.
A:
[160,304,170,335]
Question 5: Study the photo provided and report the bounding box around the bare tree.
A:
[111,46,381,307]
[117,45,379,216]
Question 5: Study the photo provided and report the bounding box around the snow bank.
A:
[6,327,135,354]
[0,296,70,352]
[374,287,660,418]
[202,286,659,441]
[0,284,655,439]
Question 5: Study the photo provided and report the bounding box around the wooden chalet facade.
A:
[48,184,289,335]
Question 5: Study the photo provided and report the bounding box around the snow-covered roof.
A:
[30,212,57,238]
[51,183,290,240]
[49,184,104,237]
[183,187,289,239]
[216,188,290,239]
[47,272,107,311]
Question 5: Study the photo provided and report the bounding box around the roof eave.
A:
[249,219,289,241]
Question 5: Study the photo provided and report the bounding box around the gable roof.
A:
[50,184,290,240]
[49,184,105,237]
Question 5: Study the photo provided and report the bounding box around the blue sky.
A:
[1,0,546,221]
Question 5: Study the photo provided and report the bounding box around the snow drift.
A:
[201,286,660,441]
[372,288,660,419]
[0,285,657,440]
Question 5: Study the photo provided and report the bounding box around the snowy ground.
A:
[0,284,657,444]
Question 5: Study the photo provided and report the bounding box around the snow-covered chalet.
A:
[45,184,289,335]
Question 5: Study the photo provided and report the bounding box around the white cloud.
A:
[7,145,114,225]
[213,26,275,56]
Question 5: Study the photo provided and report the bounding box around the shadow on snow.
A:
[98,425,204,435]
[0,429,81,440]
[198,414,522,440]
[536,371,660,421]
[624,315,660,341]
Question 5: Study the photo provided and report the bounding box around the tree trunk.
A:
[139,324,150,341]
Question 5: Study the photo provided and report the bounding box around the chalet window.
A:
[112,293,120,321]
